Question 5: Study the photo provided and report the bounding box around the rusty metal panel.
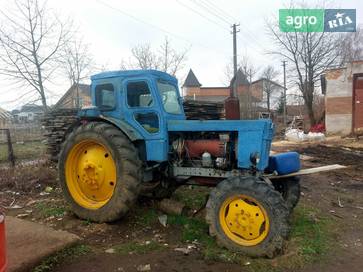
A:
[224,97,240,120]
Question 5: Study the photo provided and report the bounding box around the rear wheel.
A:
[272,177,301,213]
[206,176,289,257]
[58,122,142,222]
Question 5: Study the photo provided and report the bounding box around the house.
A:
[54,84,91,109]
[182,69,284,118]
[12,104,44,123]
[0,107,12,128]
[324,61,363,135]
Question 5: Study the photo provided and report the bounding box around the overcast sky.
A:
[0,0,362,110]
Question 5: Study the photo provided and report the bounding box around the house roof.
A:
[230,68,250,87]
[0,107,11,119]
[54,83,91,109]
[252,78,284,89]
[183,69,202,87]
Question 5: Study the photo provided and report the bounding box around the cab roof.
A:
[91,69,177,83]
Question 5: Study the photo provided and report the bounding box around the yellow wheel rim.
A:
[65,140,117,210]
[219,194,270,246]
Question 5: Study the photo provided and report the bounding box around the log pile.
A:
[183,100,225,120]
[42,108,78,161]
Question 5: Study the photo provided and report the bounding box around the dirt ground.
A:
[1,137,363,272]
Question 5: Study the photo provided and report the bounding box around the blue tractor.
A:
[59,70,302,257]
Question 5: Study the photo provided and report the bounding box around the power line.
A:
[175,0,229,31]
[94,0,230,56]
[186,0,266,54]
[190,0,232,26]
[201,0,238,23]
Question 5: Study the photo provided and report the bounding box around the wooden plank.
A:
[267,164,347,179]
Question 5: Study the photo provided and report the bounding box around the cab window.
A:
[157,81,182,114]
[127,81,153,107]
[95,83,115,110]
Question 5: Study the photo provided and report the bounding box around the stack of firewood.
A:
[183,100,225,120]
[42,108,78,161]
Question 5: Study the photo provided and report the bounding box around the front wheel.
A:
[272,177,301,213]
[206,176,290,258]
[58,122,142,222]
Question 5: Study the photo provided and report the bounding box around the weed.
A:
[134,208,158,226]
[35,202,67,218]
[81,218,93,226]
[114,241,163,254]
[32,244,91,272]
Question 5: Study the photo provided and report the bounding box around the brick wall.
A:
[325,61,363,135]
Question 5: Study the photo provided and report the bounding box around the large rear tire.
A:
[58,122,142,222]
[206,176,289,258]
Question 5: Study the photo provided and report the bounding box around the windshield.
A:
[156,80,182,114]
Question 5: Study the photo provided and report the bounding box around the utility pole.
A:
[231,23,240,97]
[225,23,241,120]
[282,60,287,126]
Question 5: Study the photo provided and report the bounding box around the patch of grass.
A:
[290,205,333,262]
[35,202,67,218]
[134,208,158,226]
[0,141,46,163]
[168,214,242,263]
[173,186,210,209]
[168,214,209,242]
[32,244,91,272]
[114,241,163,254]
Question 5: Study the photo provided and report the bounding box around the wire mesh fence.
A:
[0,124,46,165]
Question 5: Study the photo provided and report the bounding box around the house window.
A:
[127,81,153,107]
[95,84,115,110]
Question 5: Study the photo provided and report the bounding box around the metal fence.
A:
[0,124,45,166]
[2,123,44,143]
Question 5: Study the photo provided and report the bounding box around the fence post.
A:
[5,129,15,167]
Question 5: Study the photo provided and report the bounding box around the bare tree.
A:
[223,55,259,86]
[62,38,94,87]
[0,0,71,111]
[121,37,189,77]
[261,65,279,112]
[338,25,363,65]
[267,14,340,125]
[61,37,94,108]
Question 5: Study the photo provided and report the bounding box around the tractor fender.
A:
[101,116,143,141]
[77,116,143,142]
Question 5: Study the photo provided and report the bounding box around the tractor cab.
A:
[79,70,185,161]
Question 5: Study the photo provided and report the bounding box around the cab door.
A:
[121,77,168,161]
